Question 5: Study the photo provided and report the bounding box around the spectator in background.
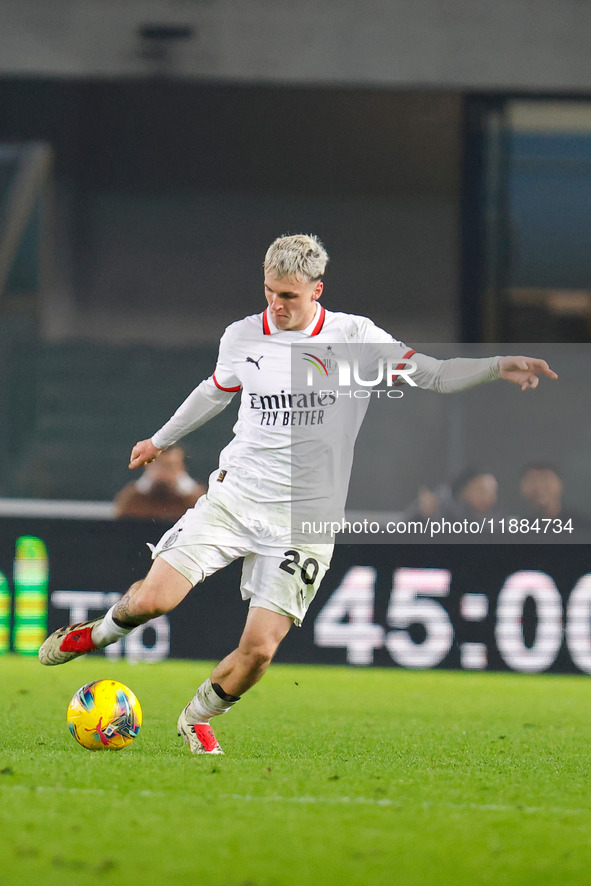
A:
[519,460,591,534]
[405,467,501,525]
[114,446,206,522]
[432,467,501,523]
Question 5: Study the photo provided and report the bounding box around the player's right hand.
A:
[128,439,162,469]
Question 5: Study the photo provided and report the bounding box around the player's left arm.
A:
[409,353,558,393]
[497,356,558,391]
[352,318,559,393]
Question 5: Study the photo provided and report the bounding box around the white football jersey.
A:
[212,304,414,525]
[152,303,499,529]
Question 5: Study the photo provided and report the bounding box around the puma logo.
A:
[246,356,263,369]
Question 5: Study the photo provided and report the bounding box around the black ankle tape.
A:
[113,615,143,629]
[212,682,241,703]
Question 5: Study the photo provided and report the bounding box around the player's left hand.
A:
[498,356,558,391]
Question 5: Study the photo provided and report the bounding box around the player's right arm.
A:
[151,376,238,447]
[129,438,162,469]
[129,328,241,469]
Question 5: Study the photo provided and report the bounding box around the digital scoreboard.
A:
[0,517,589,674]
[313,560,591,673]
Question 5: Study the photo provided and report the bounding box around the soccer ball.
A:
[66,679,142,750]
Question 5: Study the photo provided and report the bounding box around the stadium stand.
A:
[7,340,237,501]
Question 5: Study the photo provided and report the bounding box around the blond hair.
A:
[263,234,329,282]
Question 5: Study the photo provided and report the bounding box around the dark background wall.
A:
[1,3,590,504]
[0,80,461,345]
[2,0,591,93]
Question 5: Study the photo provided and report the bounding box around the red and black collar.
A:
[262,304,326,336]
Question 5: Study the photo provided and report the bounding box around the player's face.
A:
[264,272,323,331]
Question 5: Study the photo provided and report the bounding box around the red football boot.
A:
[38,620,100,666]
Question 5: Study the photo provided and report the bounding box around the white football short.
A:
[150,494,333,626]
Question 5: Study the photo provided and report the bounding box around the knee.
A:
[240,641,276,674]
[128,582,167,619]
[137,592,167,618]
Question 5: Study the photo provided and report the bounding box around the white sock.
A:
[91,605,137,648]
[186,679,240,724]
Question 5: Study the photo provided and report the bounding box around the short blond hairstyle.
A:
[263,234,329,282]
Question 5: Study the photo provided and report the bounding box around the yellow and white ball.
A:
[67,679,142,750]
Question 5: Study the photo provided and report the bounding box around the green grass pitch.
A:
[1,655,591,886]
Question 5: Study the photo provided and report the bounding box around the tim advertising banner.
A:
[0,517,590,675]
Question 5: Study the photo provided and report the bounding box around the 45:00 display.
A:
[313,566,591,673]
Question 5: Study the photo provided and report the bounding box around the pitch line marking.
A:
[2,784,590,816]
[221,794,589,816]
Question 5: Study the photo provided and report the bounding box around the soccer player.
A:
[38,234,558,754]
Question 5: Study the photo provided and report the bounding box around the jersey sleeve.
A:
[351,317,501,391]
[409,353,501,392]
[350,315,417,378]
[212,327,242,393]
[151,328,240,449]
[354,316,399,346]
[151,378,237,449]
